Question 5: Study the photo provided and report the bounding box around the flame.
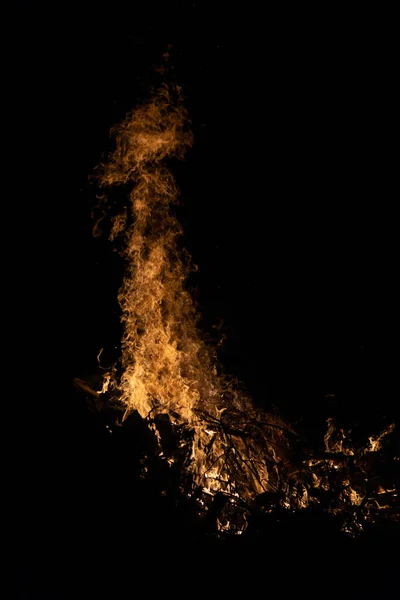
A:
[96,83,291,508]
[367,423,395,453]
[90,81,398,536]
[99,84,200,423]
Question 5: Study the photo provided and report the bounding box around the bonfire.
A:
[75,80,399,540]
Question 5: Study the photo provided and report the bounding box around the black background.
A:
[14,2,399,594]
[16,1,398,438]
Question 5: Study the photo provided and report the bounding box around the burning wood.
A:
[76,80,399,541]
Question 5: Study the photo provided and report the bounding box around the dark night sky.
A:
[16,2,398,433]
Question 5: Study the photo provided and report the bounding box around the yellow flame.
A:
[96,83,290,501]
[367,423,395,452]
[93,82,397,533]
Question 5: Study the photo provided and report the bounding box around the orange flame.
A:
[91,82,397,535]
[96,84,292,505]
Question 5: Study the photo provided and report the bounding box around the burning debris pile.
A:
[77,82,399,541]
[77,376,399,539]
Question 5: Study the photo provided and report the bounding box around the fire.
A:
[83,80,398,537]
[95,83,291,513]
[99,84,209,423]
[367,423,395,453]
